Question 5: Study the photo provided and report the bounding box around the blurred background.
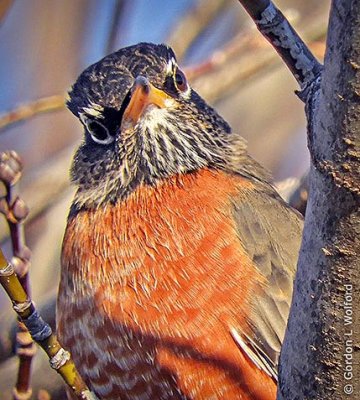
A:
[0,0,330,398]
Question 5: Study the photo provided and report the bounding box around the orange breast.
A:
[58,169,276,400]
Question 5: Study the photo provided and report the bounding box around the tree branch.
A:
[238,0,322,90]
[278,0,360,398]
[0,95,65,134]
[167,0,231,60]
[238,0,359,398]
[0,248,96,399]
[105,0,127,54]
[188,6,327,103]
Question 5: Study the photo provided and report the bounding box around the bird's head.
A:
[67,42,256,209]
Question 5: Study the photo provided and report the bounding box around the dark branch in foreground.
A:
[238,0,322,92]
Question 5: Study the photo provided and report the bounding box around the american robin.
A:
[57,43,303,400]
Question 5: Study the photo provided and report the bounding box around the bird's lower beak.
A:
[123,76,171,125]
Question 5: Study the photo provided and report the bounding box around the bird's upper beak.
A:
[123,76,171,126]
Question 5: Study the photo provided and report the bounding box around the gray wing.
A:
[231,183,303,381]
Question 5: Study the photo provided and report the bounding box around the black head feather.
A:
[67,43,269,211]
[67,43,177,117]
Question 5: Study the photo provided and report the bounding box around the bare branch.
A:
[186,5,327,103]
[105,1,127,54]
[167,0,231,60]
[0,95,65,134]
[238,0,359,397]
[186,26,325,82]
[238,0,322,90]
[0,248,95,399]
[0,146,73,244]
[0,151,34,399]
[278,0,360,398]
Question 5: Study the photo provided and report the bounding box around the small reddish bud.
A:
[0,151,23,186]
[12,197,30,222]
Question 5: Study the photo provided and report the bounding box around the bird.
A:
[57,42,303,400]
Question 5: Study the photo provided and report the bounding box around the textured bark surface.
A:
[278,0,360,399]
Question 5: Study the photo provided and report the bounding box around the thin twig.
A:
[184,28,260,81]
[105,0,127,54]
[167,0,231,60]
[0,151,34,400]
[0,95,65,134]
[185,23,325,82]
[0,151,95,398]
[189,37,325,104]
[0,146,73,244]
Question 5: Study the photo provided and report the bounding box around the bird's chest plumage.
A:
[57,169,274,400]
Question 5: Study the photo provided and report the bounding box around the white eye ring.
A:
[79,114,114,145]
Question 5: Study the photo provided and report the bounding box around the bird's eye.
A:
[80,115,114,145]
[174,68,188,92]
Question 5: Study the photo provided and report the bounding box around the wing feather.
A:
[231,183,303,380]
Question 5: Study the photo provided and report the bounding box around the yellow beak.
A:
[123,76,171,125]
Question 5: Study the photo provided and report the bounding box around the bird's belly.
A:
[58,170,276,399]
[59,295,275,400]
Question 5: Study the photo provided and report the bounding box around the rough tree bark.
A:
[278,1,360,399]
